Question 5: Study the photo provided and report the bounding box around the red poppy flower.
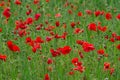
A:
[26,17,33,25]
[78,12,82,16]
[15,0,21,5]
[76,40,84,45]
[26,37,32,43]
[74,28,81,34]
[50,48,61,57]
[2,7,11,19]
[26,9,32,15]
[46,36,52,42]
[59,46,71,55]
[97,49,104,55]
[34,13,41,20]
[116,36,120,41]
[94,10,101,17]
[44,74,50,80]
[71,22,76,28]
[97,26,107,32]
[0,54,7,61]
[116,44,120,50]
[7,40,20,52]
[116,14,120,20]
[105,12,112,20]
[71,57,79,66]
[110,37,115,42]
[73,65,85,73]
[104,62,110,70]
[46,0,50,3]
[47,58,53,64]
[86,10,92,15]
[0,28,2,32]
[82,42,95,52]
[55,21,60,27]
[34,0,39,4]
[88,23,97,31]
[35,36,44,43]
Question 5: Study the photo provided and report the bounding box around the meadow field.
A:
[0,0,120,80]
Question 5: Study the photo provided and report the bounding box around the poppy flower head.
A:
[44,74,50,80]
[2,7,11,19]
[104,62,110,70]
[105,12,112,20]
[82,42,95,52]
[78,12,82,17]
[60,46,71,55]
[15,0,21,5]
[0,54,7,61]
[97,49,104,55]
[88,23,97,31]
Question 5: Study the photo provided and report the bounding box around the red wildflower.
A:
[74,28,81,34]
[47,58,53,64]
[32,47,37,53]
[112,32,117,38]
[85,10,92,15]
[116,14,120,20]
[110,37,115,42]
[12,45,20,52]
[116,44,120,50]
[71,22,76,28]
[50,49,61,57]
[105,12,112,20]
[55,21,60,27]
[104,62,110,70]
[46,36,52,42]
[59,46,71,55]
[97,49,104,55]
[34,13,41,21]
[88,23,97,31]
[26,9,32,15]
[35,36,44,43]
[44,74,50,80]
[34,0,39,4]
[7,40,20,52]
[78,12,82,16]
[26,37,32,43]
[82,42,95,52]
[94,10,101,17]
[46,0,50,3]
[2,7,11,19]
[15,0,21,5]
[97,26,107,32]
[0,54,7,61]
[0,28,2,32]
[73,65,85,73]
[71,57,79,66]
[26,17,33,25]
[116,36,120,41]
[76,40,84,45]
